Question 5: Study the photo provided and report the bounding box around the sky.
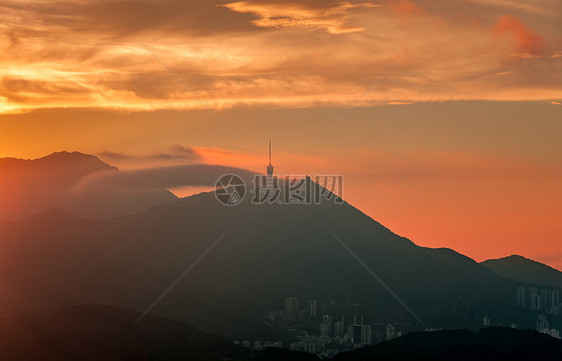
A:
[0,0,561,267]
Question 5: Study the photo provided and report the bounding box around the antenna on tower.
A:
[266,137,274,177]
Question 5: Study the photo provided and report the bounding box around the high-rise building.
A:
[529,287,538,310]
[285,297,299,317]
[361,324,372,345]
[320,315,333,337]
[346,319,371,347]
[550,289,560,308]
[516,286,527,307]
[347,323,362,347]
[303,343,316,354]
[341,303,364,328]
[539,290,548,311]
[307,299,317,318]
[537,314,549,333]
[334,319,345,337]
[328,301,338,321]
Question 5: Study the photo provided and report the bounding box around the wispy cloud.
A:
[0,0,560,113]
[223,1,379,34]
[494,15,546,55]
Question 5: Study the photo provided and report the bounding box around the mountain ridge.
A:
[0,151,117,171]
[482,255,562,289]
[0,187,527,339]
[0,151,176,221]
[0,151,551,340]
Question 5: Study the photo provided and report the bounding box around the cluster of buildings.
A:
[263,297,319,323]
[513,286,562,339]
[239,290,562,357]
[536,314,561,339]
[516,286,560,314]
[288,314,373,357]
[263,298,365,325]
[482,314,561,340]
[257,297,406,358]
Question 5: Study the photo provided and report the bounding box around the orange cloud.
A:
[0,0,560,113]
[223,1,378,34]
[387,0,425,16]
[494,15,546,55]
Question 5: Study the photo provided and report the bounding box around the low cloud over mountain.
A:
[0,151,254,220]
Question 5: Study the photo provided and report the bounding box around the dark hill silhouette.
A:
[0,184,528,339]
[0,151,176,220]
[0,151,115,175]
[482,255,562,289]
[333,327,562,361]
[0,305,317,361]
[1,306,558,361]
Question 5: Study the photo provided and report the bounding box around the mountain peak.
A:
[39,151,116,169]
[44,150,89,159]
[46,150,87,157]
[484,254,555,269]
[505,254,532,261]
[19,208,83,225]
[0,151,116,170]
[482,254,562,289]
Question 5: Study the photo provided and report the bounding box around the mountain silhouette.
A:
[482,255,562,289]
[0,151,114,174]
[0,151,176,220]
[0,183,529,339]
[0,151,114,220]
[0,304,317,361]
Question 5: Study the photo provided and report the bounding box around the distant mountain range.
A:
[0,151,176,220]
[482,255,562,289]
[0,151,559,343]
[0,180,529,338]
[0,152,255,220]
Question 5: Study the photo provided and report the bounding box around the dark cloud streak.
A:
[75,163,256,192]
[98,145,201,162]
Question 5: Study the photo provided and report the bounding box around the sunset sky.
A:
[0,0,561,267]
